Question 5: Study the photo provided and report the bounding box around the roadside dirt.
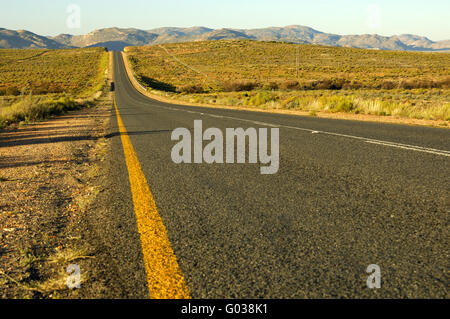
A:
[0,94,112,298]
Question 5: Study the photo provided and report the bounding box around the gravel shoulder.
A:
[0,94,113,298]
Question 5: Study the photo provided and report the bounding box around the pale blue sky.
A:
[1,0,449,40]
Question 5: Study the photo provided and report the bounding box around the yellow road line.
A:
[113,95,191,299]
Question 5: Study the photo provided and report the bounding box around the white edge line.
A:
[365,140,450,157]
[155,104,450,158]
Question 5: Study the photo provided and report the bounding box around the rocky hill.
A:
[1,25,448,51]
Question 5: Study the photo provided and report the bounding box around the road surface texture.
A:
[87,51,449,298]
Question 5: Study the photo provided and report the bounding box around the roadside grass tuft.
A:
[0,95,85,128]
[245,91,277,106]
[165,90,450,121]
[18,250,44,268]
[47,247,93,265]
[0,246,93,296]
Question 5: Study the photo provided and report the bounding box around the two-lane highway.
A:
[90,51,449,298]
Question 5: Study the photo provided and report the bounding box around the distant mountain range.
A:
[1,25,449,52]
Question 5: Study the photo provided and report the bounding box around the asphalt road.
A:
[89,51,449,298]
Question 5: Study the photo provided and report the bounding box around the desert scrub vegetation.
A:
[0,47,108,127]
[0,47,108,97]
[151,88,450,121]
[126,40,450,92]
[126,40,450,121]
[0,94,94,129]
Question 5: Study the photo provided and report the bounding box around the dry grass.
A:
[148,88,450,121]
[0,95,93,128]
[0,245,91,297]
[125,41,450,122]
[47,247,93,265]
[126,40,450,92]
[0,48,108,97]
[0,48,108,128]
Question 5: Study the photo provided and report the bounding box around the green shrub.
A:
[0,96,81,128]
[334,99,355,112]
[246,91,277,106]
[321,96,355,113]
[281,96,300,109]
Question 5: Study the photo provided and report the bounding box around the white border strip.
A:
[158,105,450,158]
